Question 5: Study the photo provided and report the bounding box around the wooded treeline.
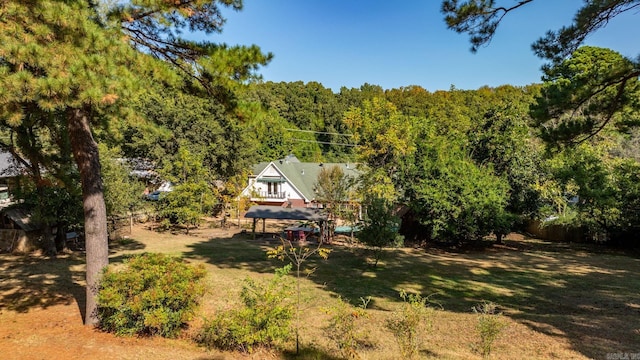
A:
[237,76,640,246]
[3,68,640,249]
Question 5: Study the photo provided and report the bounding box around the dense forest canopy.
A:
[232,76,638,245]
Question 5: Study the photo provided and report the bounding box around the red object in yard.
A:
[287,230,294,241]
[298,230,306,241]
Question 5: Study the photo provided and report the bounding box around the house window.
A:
[268,182,279,195]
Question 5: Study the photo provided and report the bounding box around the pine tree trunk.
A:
[68,107,108,326]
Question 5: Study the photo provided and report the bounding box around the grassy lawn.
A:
[2,222,639,359]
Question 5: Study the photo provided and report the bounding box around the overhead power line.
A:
[285,128,354,137]
[291,139,358,147]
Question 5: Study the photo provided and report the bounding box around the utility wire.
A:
[291,139,358,147]
[285,128,354,137]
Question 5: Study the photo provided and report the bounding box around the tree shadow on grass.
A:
[371,238,640,358]
[108,237,146,253]
[106,238,148,265]
[183,232,640,359]
[185,232,285,275]
[0,253,86,318]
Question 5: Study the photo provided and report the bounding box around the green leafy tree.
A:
[124,87,258,181]
[407,123,510,242]
[344,98,416,178]
[443,3,640,243]
[17,179,84,253]
[247,81,355,162]
[237,100,322,162]
[314,165,355,242]
[385,85,433,118]
[527,47,640,243]
[160,147,217,233]
[338,83,385,111]
[0,107,79,255]
[468,97,545,237]
[357,196,402,267]
[345,97,417,208]
[99,144,145,234]
[542,143,640,244]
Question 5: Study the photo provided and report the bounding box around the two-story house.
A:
[240,154,360,208]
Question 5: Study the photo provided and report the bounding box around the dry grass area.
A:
[1,220,639,359]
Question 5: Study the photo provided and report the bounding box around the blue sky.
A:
[206,1,639,92]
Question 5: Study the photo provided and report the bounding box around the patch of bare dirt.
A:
[0,302,228,360]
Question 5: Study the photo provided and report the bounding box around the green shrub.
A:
[97,253,206,337]
[198,265,294,352]
[472,301,507,358]
[324,296,371,359]
[385,291,435,359]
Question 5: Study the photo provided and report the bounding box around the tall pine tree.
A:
[1,0,270,325]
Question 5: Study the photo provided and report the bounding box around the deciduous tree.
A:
[99,144,145,234]
[407,120,511,243]
[344,97,416,202]
[358,196,402,267]
[314,165,355,242]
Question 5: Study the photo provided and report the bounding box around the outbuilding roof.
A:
[2,206,38,232]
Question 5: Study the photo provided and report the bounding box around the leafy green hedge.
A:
[97,253,206,337]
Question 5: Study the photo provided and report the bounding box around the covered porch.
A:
[243,205,328,242]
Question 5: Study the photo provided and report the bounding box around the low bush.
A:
[472,301,507,358]
[324,296,371,359]
[97,253,206,337]
[385,291,435,359]
[198,265,294,352]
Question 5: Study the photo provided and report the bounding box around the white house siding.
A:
[241,164,308,205]
[262,166,280,177]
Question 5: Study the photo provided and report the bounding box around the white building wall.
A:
[241,164,306,202]
[262,166,280,177]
